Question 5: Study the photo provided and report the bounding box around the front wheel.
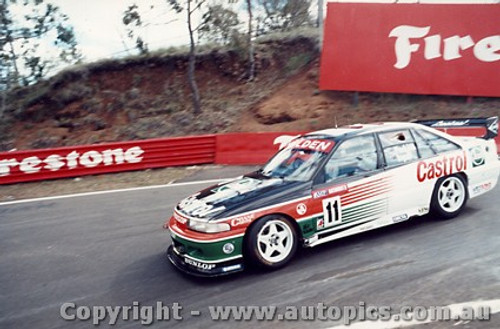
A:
[244,216,298,270]
[431,174,468,219]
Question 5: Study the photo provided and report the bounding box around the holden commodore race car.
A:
[165,117,499,277]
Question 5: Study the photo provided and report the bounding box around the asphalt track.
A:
[1,166,499,329]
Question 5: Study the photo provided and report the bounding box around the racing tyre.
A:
[244,215,298,270]
[431,174,468,220]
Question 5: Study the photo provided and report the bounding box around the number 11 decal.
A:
[322,196,342,228]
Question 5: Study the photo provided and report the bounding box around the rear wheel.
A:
[431,174,468,219]
[244,216,298,269]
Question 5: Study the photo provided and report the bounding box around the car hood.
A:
[176,172,310,220]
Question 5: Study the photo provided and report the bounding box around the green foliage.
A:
[285,52,312,75]
[53,82,93,107]
[256,0,313,34]
[167,0,184,13]
[199,4,241,45]
[0,0,81,89]
[122,4,148,55]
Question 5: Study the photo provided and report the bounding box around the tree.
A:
[222,0,255,81]
[199,4,240,45]
[281,0,312,30]
[257,0,312,32]
[168,0,206,115]
[123,4,149,55]
[245,0,255,81]
[0,0,80,117]
[0,0,80,86]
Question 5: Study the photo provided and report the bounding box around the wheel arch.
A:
[430,172,469,219]
[455,171,469,187]
[431,171,469,199]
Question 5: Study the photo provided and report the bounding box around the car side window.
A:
[412,129,436,159]
[378,130,419,167]
[323,135,378,183]
[416,129,460,153]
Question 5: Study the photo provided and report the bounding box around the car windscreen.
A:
[260,138,335,181]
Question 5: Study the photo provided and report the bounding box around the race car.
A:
[165,117,499,277]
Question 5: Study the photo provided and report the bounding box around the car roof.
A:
[306,122,424,140]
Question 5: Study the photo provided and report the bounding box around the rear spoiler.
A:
[414,116,498,140]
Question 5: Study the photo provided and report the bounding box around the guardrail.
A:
[0,130,498,185]
[0,135,218,185]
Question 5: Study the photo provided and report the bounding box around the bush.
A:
[285,53,312,75]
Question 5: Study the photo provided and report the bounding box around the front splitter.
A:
[166,245,244,277]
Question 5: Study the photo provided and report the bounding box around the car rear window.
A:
[415,129,460,153]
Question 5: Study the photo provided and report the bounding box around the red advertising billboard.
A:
[319,3,500,97]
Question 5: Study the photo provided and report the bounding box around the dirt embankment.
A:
[1,33,499,152]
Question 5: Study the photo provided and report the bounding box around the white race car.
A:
[166,117,499,276]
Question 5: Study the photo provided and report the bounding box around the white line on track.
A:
[0,178,230,206]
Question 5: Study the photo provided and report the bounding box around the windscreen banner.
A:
[319,3,500,97]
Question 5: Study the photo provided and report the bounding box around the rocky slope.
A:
[1,32,499,152]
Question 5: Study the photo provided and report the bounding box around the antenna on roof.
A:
[334,116,338,129]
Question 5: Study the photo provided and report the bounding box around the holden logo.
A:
[296,203,307,215]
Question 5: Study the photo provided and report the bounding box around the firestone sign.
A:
[390,26,499,70]
[0,146,144,177]
[319,4,500,97]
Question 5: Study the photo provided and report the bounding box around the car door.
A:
[376,128,444,219]
[310,134,390,236]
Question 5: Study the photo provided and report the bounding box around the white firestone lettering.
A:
[102,148,125,165]
[389,25,430,69]
[0,159,17,176]
[44,154,65,171]
[124,146,144,163]
[389,25,500,69]
[67,151,80,169]
[424,34,441,60]
[19,156,42,174]
[0,146,145,177]
[79,151,103,168]
[443,35,474,61]
[474,36,500,62]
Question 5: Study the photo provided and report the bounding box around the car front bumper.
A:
[167,245,244,277]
